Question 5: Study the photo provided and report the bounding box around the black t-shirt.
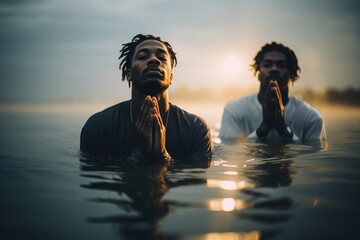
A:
[80,100,213,161]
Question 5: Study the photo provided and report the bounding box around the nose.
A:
[147,54,161,66]
[269,63,280,76]
[270,63,279,72]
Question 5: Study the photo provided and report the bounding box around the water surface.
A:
[0,103,359,240]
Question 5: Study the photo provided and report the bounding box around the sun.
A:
[222,56,242,76]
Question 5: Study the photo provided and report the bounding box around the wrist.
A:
[159,149,172,161]
[278,124,293,139]
[256,123,271,138]
[147,146,172,159]
[149,149,173,164]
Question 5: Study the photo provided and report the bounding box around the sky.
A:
[0,0,359,103]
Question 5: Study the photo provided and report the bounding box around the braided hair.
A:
[119,34,177,87]
[251,42,301,83]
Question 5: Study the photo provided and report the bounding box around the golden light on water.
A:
[224,171,238,176]
[207,179,255,190]
[220,181,237,190]
[222,164,238,168]
[184,231,261,240]
[208,198,250,212]
[222,198,236,211]
[204,231,261,240]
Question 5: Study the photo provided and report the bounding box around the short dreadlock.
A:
[251,42,301,83]
[119,34,177,87]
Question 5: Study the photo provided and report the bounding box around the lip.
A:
[144,67,163,74]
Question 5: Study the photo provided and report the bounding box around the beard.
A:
[132,79,169,96]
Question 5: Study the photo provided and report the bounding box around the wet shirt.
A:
[80,101,213,161]
[220,94,327,143]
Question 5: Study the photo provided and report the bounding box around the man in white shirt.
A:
[220,42,326,145]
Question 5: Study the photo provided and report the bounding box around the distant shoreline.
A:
[1,86,359,114]
[170,86,360,107]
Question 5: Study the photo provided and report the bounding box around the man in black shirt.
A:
[80,34,213,162]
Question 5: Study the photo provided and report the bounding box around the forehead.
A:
[134,39,169,55]
[262,51,287,62]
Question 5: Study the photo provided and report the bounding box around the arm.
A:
[80,115,104,156]
[189,117,214,162]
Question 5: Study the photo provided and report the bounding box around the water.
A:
[0,103,359,240]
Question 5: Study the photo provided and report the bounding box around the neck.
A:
[131,87,170,121]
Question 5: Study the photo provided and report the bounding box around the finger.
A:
[136,96,151,129]
[152,106,164,127]
[137,110,150,135]
[264,80,275,102]
[267,81,279,99]
[152,109,163,129]
[151,97,160,111]
[270,80,278,94]
[150,97,163,125]
[152,113,165,155]
[272,81,283,106]
[138,104,153,135]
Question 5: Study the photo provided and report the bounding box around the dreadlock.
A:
[251,42,301,83]
[119,34,177,87]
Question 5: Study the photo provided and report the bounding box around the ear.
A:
[125,69,132,81]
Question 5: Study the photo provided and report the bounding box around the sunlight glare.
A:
[208,198,250,212]
[224,171,238,176]
[201,231,261,240]
[222,198,236,212]
[207,179,255,190]
[222,56,242,76]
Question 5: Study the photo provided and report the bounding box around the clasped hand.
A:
[135,96,171,160]
[258,80,287,136]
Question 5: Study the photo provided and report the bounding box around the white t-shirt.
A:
[219,94,326,143]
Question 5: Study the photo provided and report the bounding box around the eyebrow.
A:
[262,59,286,62]
[136,48,168,55]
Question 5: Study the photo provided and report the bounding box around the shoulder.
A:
[170,103,209,129]
[289,97,324,120]
[225,94,257,110]
[223,94,259,119]
[83,101,129,127]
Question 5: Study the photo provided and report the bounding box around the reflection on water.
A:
[78,138,326,239]
[207,179,255,190]
[244,143,295,188]
[213,141,323,235]
[80,158,209,240]
[208,198,251,212]
[183,231,261,240]
[2,108,360,239]
[79,141,319,239]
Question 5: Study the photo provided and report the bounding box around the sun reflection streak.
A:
[222,198,236,211]
[207,179,255,190]
[223,164,238,168]
[224,171,238,176]
[212,159,239,168]
[208,198,250,212]
[203,231,261,240]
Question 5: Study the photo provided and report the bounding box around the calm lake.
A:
[0,102,359,240]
